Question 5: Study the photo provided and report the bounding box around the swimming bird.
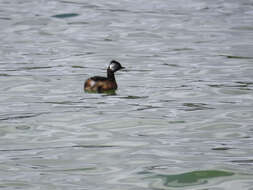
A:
[84,60,124,93]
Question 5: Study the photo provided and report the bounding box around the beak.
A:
[120,66,125,70]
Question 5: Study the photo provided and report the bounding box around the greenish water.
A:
[146,170,235,188]
[0,0,253,189]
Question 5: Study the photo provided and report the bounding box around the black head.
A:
[108,60,124,72]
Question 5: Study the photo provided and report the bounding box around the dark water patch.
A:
[0,112,49,121]
[201,6,210,10]
[231,159,253,164]
[0,17,11,20]
[72,65,86,68]
[68,21,89,25]
[30,165,49,170]
[212,147,234,151]
[208,84,225,88]
[85,52,95,55]
[21,66,53,70]
[53,167,96,172]
[208,83,252,88]
[16,62,32,65]
[96,102,106,105]
[15,125,31,130]
[0,148,34,152]
[119,95,148,99]
[136,105,162,111]
[0,73,10,76]
[100,8,156,14]
[72,52,94,56]
[145,170,234,188]
[219,101,238,104]
[236,81,253,87]
[134,10,161,14]
[104,38,113,41]
[73,145,117,148]
[109,9,128,12]
[168,120,185,124]
[172,48,194,52]
[195,40,210,44]
[108,9,135,13]
[162,63,180,67]
[52,13,79,18]
[160,99,176,103]
[59,0,86,5]
[220,55,253,59]
[182,103,214,111]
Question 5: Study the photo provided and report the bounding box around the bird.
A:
[84,60,124,93]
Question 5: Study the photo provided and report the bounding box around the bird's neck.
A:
[107,69,115,81]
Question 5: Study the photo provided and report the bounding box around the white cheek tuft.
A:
[109,63,117,71]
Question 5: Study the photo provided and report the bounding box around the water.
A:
[0,0,253,189]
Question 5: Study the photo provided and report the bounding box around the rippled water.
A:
[1,0,253,189]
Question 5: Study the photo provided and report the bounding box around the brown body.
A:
[84,78,117,93]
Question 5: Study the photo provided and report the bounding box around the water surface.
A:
[0,0,253,189]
